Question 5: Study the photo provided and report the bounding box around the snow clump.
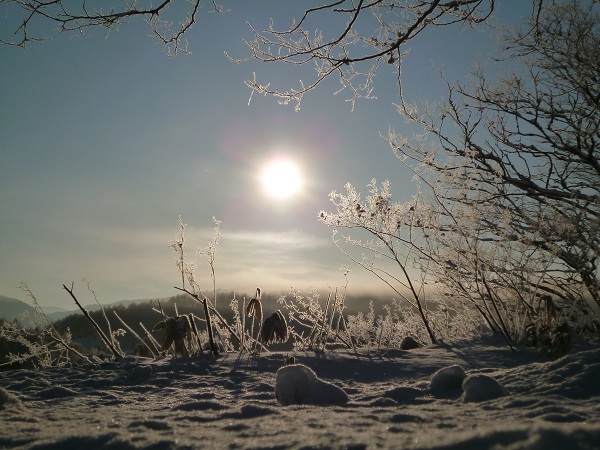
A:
[462,374,508,403]
[275,364,349,406]
[430,365,467,395]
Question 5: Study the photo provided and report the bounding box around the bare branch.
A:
[229,0,494,108]
[1,0,224,54]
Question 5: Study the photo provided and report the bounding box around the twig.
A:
[140,322,163,356]
[42,330,91,364]
[62,283,123,360]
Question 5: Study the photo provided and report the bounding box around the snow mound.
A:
[275,363,349,406]
[430,365,467,395]
[501,347,600,399]
[400,336,421,350]
[462,374,508,403]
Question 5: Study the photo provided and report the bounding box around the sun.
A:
[261,159,302,199]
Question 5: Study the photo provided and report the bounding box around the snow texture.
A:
[1,336,600,449]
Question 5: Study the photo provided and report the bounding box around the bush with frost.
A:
[277,282,352,352]
[0,284,88,369]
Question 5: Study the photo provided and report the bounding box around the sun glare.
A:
[261,160,302,199]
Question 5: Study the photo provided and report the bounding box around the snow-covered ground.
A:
[1,335,599,449]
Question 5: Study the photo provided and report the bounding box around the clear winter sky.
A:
[0,2,532,309]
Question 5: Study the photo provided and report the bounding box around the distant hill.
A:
[46,308,79,322]
[0,295,155,324]
[42,306,69,314]
[45,299,154,322]
[0,295,36,323]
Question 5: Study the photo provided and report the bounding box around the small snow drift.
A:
[275,364,349,406]
[462,374,508,403]
[0,387,24,410]
[430,365,467,395]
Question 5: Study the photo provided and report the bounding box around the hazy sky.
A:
[0,2,532,308]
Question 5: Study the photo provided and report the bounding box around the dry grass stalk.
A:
[139,322,163,356]
[152,314,199,356]
[262,310,288,344]
[246,297,263,324]
[245,288,263,353]
[113,311,157,358]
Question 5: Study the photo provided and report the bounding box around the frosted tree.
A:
[318,0,598,348]
[389,0,600,345]
[319,180,439,343]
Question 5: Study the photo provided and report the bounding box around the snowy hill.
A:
[0,296,35,323]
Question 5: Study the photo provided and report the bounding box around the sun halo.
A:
[261,159,302,199]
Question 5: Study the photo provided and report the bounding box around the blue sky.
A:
[0,2,532,308]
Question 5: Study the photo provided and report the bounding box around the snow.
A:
[1,336,599,449]
[461,374,508,403]
[275,363,349,406]
[430,365,467,395]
